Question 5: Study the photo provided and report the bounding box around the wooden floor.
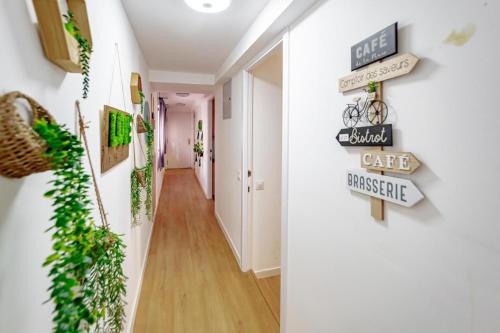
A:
[133,169,279,333]
[253,275,281,324]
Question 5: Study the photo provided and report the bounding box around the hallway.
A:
[134,169,279,333]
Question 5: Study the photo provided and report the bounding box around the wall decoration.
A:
[339,53,419,93]
[361,151,421,174]
[0,91,54,178]
[136,114,147,133]
[32,102,127,333]
[32,0,92,74]
[347,169,424,207]
[342,90,387,127]
[336,124,392,147]
[351,22,398,71]
[130,72,143,104]
[63,9,92,99]
[101,105,131,173]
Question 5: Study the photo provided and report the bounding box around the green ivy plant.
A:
[63,11,92,99]
[139,91,145,115]
[34,119,127,333]
[144,121,154,220]
[131,168,141,225]
[367,81,378,93]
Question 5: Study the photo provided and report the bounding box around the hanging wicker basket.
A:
[0,91,55,178]
[134,167,146,188]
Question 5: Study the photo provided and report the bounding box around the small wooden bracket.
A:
[130,72,143,104]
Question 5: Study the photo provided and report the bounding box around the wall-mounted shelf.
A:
[130,72,143,104]
[136,114,147,134]
[32,0,92,73]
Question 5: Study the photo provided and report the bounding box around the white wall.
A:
[194,97,213,199]
[285,0,500,332]
[214,72,244,264]
[251,48,282,275]
[0,1,154,332]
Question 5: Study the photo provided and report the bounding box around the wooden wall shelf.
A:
[130,72,143,104]
[33,0,92,73]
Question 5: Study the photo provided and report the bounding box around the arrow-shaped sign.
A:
[338,53,420,93]
[336,124,393,147]
[361,151,421,174]
[347,169,424,207]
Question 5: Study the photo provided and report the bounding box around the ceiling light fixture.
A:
[184,0,231,13]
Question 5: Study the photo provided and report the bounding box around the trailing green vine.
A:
[87,226,127,333]
[144,121,154,220]
[63,11,92,99]
[131,168,141,225]
[34,119,127,333]
[139,91,145,115]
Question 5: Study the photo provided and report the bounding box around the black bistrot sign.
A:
[351,22,398,71]
[336,124,393,147]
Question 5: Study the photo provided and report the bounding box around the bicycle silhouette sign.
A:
[342,91,388,128]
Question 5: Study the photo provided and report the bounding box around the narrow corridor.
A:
[134,169,279,333]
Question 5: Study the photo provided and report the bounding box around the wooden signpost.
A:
[339,53,419,93]
[347,169,424,207]
[361,151,420,174]
[336,124,392,147]
[351,22,398,71]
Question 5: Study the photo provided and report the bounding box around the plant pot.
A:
[33,0,92,73]
[0,92,55,178]
[130,73,143,104]
[136,114,147,134]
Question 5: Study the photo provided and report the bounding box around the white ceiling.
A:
[121,0,270,74]
[160,92,207,112]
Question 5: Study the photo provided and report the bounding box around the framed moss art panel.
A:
[101,105,131,173]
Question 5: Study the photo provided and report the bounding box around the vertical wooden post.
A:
[370,81,384,220]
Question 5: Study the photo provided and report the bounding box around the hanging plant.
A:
[139,91,145,115]
[367,81,378,93]
[131,169,141,225]
[144,121,154,220]
[34,118,126,333]
[63,11,93,99]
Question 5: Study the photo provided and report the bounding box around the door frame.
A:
[241,31,290,331]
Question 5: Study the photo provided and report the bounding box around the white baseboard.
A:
[215,211,242,268]
[254,266,281,278]
[125,222,155,333]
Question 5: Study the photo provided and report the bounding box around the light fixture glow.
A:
[184,0,231,13]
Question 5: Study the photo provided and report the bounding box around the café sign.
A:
[351,22,398,71]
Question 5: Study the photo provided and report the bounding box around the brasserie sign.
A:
[336,124,392,147]
[347,169,424,207]
[351,22,398,71]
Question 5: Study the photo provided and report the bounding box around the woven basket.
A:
[135,167,146,188]
[0,91,55,178]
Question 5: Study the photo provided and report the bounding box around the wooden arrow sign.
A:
[339,53,420,93]
[361,151,421,174]
[347,169,424,207]
[336,124,392,147]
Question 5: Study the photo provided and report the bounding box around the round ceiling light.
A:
[184,0,231,13]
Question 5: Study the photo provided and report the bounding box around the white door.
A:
[166,112,193,169]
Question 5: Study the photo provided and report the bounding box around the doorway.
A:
[245,42,284,324]
[211,98,216,200]
[166,111,193,169]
